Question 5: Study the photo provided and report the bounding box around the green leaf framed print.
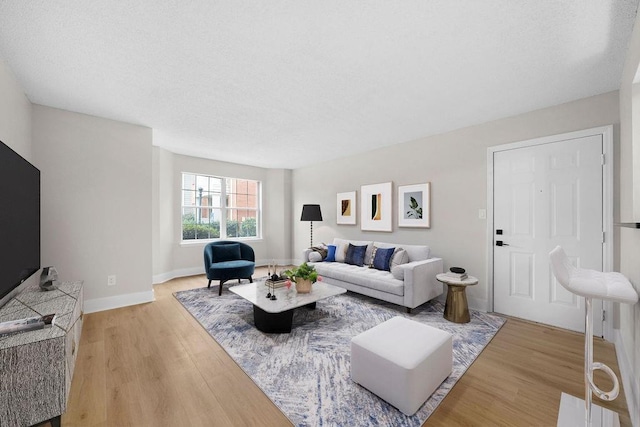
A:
[398,183,430,228]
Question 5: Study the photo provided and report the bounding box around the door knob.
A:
[496,240,510,246]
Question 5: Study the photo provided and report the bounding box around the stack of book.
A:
[445,270,468,280]
[265,279,289,289]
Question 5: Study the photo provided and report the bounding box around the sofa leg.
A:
[207,279,212,288]
[219,280,224,296]
[249,276,253,283]
[406,307,412,314]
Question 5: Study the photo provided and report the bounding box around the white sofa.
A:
[303,238,444,312]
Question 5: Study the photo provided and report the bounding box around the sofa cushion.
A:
[372,247,395,271]
[335,241,348,262]
[345,244,368,267]
[334,238,374,264]
[401,244,429,262]
[309,251,323,262]
[310,244,328,260]
[392,265,405,280]
[374,242,430,262]
[312,262,404,296]
[325,244,337,262]
[212,243,241,262]
[391,248,410,269]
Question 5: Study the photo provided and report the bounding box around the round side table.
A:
[436,273,478,323]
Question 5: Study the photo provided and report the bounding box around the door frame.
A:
[486,126,614,340]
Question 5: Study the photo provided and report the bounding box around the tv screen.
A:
[0,140,40,304]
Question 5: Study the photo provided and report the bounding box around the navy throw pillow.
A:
[212,243,241,262]
[345,243,367,267]
[325,244,337,262]
[372,247,395,271]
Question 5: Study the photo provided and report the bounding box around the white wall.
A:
[618,8,640,425]
[32,105,154,313]
[265,168,292,263]
[152,146,175,280]
[0,56,31,159]
[151,150,292,283]
[292,91,619,311]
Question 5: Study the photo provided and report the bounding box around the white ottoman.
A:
[350,316,453,416]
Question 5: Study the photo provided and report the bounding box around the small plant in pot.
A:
[283,262,321,293]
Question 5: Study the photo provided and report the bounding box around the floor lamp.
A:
[549,246,638,427]
[301,204,322,248]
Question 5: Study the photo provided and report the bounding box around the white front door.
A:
[493,134,603,334]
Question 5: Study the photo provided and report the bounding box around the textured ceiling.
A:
[0,1,638,169]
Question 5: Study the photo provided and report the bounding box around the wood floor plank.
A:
[63,340,107,426]
[59,268,630,427]
[428,318,630,426]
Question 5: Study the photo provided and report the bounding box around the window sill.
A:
[179,237,264,247]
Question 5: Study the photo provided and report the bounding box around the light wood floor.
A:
[52,268,629,426]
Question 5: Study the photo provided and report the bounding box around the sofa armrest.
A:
[302,248,313,263]
[402,257,444,309]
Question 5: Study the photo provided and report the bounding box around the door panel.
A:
[493,135,603,334]
[549,267,578,307]
[550,181,577,237]
[510,251,534,299]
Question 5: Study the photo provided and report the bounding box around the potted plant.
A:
[284,262,321,293]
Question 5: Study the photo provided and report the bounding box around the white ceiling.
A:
[0,1,638,169]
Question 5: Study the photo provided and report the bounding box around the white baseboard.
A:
[152,260,295,285]
[84,290,156,314]
[153,267,202,284]
[255,259,293,268]
[467,296,489,313]
[614,329,638,427]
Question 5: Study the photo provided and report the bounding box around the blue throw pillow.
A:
[212,243,241,262]
[325,244,337,262]
[345,243,367,267]
[372,247,395,271]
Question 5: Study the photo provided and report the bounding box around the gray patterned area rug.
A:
[174,285,505,426]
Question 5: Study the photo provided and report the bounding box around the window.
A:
[181,173,260,241]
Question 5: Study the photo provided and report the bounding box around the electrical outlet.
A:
[478,209,487,219]
[107,275,116,286]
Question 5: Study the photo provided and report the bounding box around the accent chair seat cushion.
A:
[209,260,255,280]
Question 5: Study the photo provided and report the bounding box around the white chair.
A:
[549,246,638,426]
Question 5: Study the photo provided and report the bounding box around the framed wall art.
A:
[398,183,431,228]
[360,182,392,232]
[336,191,357,225]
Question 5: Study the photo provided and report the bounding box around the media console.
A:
[0,281,83,426]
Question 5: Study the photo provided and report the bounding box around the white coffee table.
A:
[229,281,347,333]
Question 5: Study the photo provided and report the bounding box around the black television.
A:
[0,140,40,308]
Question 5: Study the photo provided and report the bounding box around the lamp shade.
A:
[301,204,323,222]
